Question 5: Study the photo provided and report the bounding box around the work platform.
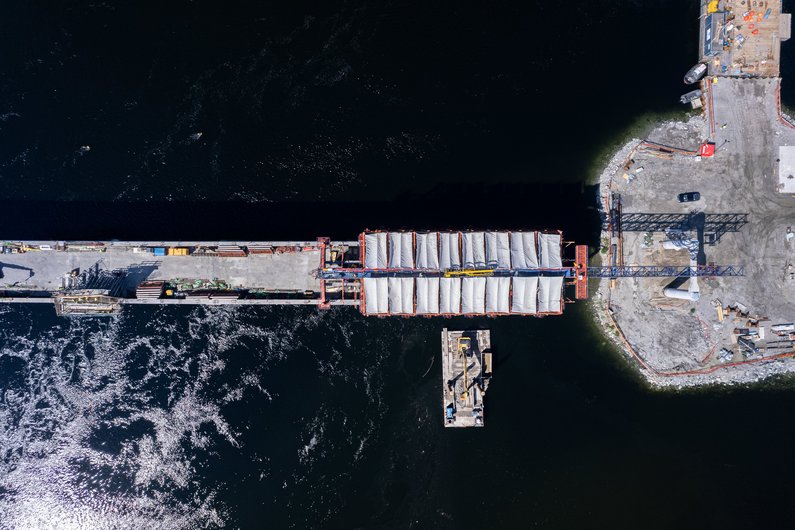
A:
[700,0,790,77]
[442,328,492,428]
[0,240,354,315]
[0,246,320,294]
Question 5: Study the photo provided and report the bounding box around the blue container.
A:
[153,247,166,256]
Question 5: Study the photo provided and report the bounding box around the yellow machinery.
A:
[458,337,471,402]
[444,269,494,278]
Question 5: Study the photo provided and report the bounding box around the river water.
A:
[2,1,795,528]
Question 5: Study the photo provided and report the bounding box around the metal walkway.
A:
[586,265,745,278]
[319,265,745,280]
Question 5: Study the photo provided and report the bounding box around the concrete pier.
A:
[0,239,359,314]
[0,246,321,293]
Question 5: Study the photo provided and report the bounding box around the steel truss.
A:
[586,265,745,278]
[603,212,748,243]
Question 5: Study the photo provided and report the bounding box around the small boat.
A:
[684,63,707,84]
[680,89,703,104]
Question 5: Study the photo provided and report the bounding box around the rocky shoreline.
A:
[592,115,795,389]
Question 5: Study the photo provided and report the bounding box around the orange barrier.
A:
[575,245,588,299]
[706,78,716,138]
[776,79,795,129]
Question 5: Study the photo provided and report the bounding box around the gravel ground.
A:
[592,77,795,388]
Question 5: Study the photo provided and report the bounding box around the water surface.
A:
[2,1,795,528]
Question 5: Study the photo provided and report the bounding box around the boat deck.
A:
[702,0,790,77]
[442,328,492,428]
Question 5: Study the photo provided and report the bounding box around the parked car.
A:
[678,191,701,203]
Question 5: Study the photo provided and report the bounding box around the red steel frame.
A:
[574,244,588,300]
[317,237,331,310]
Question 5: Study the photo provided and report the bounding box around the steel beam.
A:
[586,265,745,278]
[601,212,748,242]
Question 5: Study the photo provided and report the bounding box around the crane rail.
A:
[318,265,745,280]
[586,265,745,278]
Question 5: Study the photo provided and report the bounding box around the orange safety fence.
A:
[603,304,795,377]
[776,79,795,129]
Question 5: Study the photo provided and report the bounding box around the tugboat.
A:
[684,63,707,84]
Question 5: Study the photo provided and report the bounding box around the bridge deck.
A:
[0,246,321,294]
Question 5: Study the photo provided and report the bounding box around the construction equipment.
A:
[458,337,471,402]
[443,269,494,278]
[713,299,725,323]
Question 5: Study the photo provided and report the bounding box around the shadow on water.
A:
[0,182,603,246]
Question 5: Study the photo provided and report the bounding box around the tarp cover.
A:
[388,277,414,314]
[510,232,538,269]
[511,276,538,314]
[486,277,510,313]
[401,233,413,268]
[415,277,440,314]
[440,232,461,270]
[401,277,414,313]
[364,232,388,269]
[363,277,389,314]
[439,277,461,314]
[462,232,486,269]
[415,232,440,269]
[538,276,564,313]
[388,232,414,268]
[485,232,499,268]
[461,277,486,314]
[539,233,562,269]
[486,232,512,268]
[496,232,511,268]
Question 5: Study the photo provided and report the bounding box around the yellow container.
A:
[168,247,189,256]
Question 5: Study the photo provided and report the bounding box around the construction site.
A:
[1,225,748,321]
[0,231,588,316]
[594,0,795,385]
[3,1,794,389]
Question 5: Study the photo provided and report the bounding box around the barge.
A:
[442,328,492,427]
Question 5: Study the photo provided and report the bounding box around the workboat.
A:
[680,89,703,104]
[442,328,492,428]
[684,63,707,84]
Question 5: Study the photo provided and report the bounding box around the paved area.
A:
[0,247,321,293]
[598,77,795,384]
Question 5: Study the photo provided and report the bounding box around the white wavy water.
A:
[0,305,311,529]
[0,303,396,529]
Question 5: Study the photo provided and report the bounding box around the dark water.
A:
[2,1,795,528]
